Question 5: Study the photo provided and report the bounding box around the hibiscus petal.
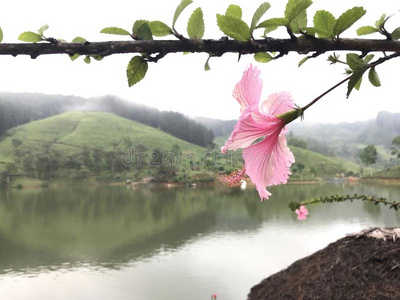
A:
[223,110,282,152]
[233,65,263,113]
[259,92,294,116]
[243,129,294,201]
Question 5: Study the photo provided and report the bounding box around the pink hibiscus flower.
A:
[295,205,309,221]
[221,65,298,201]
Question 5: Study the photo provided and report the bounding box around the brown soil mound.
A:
[248,228,400,300]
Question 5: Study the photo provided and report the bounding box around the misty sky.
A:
[0,0,399,123]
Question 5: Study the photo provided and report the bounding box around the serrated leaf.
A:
[226,4,242,19]
[313,10,335,38]
[18,31,43,42]
[187,7,205,39]
[368,67,381,87]
[347,65,368,97]
[0,28,3,43]
[173,0,193,28]
[136,23,153,40]
[375,14,387,29]
[38,24,49,37]
[392,27,400,40]
[127,56,148,87]
[356,26,378,36]
[285,0,312,23]
[133,20,149,34]
[251,2,271,32]
[334,7,366,37]
[149,21,172,37]
[298,56,310,67]
[290,8,307,34]
[257,18,289,29]
[216,14,251,42]
[84,56,91,64]
[100,27,131,35]
[346,53,363,70]
[254,52,273,63]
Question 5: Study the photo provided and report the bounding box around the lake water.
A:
[0,182,399,300]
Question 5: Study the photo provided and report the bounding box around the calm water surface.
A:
[0,183,399,300]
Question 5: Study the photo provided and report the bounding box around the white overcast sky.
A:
[0,0,399,123]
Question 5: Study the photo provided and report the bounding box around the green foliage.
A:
[290,9,308,34]
[18,31,43,43]
[69,37,86,61]
[38,24,49,37]
[187,7,205,39]
[226,4,242,19]
[346,53,375,97]
[285,0,312,23]
[375,14,388,29]
[250,2,271,33]
[149,21,172,37]
[368,67,381,87]
[100,27,131,35]
[216,14,251,42]
[313,10,335,38]
[173,0,193,28]
[84,56,91,64]
[333,7,366,37]
[126,56,148,87]
[133,20,149,35]
[392,27,400,40]
[356,26,378,36]
[0,27,3,43]
[359,145,378,166]
[204,55,211,71]
[254,52,273,63]
[257,18,289,29]
[298,56,311,67]
[136,23,153,40]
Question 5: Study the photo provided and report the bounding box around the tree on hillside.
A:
[359,145,378,176]
[391,136,400,159]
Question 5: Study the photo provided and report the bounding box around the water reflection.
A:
[0,183,399,299]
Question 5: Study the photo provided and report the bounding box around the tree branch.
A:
[1,38,400,58]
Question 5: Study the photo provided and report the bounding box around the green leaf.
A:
[84,56,91,64]
[92,55,103,61]
[226,4,242,19]
[285,0,312,22]
[149,21,172,37]
[313,10,335,38]
[375,14,387,29]
[392,27,400,40]
[100,27,131,35]
[69,37,86,61]
[204,55,211,71]
[346,53,363,70]
[127,56,148,87]
[290,8,307,34]
[364,54,374,64]
[257,18,289,29]
[173,0,193,28]
[187,7,205,39]
[38,24,49,37]
[216,14,251,42]
[0,28,3,43]
[264,25,278,35]
[254,52,273,63]
[133,20,149,35]
[334,7,366,37]
[251,2,271,32]
[368,67,381,87]
[298,56,311,67]
[356,26,378,36]
[347,65,368,97]
[136,23,153,40]
[18,31,43,42]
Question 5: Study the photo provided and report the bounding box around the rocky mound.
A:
[248,228,400,300]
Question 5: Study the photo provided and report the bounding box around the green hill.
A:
[0,112,212,185]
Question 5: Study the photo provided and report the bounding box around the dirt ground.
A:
[248,228,400,300]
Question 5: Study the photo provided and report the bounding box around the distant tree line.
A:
[0,92,214,148]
